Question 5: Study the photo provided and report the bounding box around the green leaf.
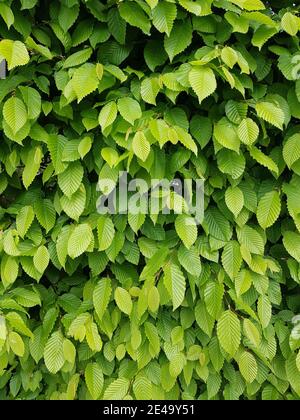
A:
[0,4,14,29]
[132,131,150,162]
[103,378,130,400]
[114,287,132,315]
[140,247,169,279]
[33,246,50,274]
[163,262,186,310]
[19,86,41,120]
[58,162,84,198]
[85,363,104,400]
[175,214,197,249]
[203,207,232,242]
[0,39,29,70]
[119,2,151,35]
[67,224,93,259]
[93,278,112,320]
[44,331,65,374]
[133,375,153,400]
[98,101,118,132]
[204,281,224,319]
[217,310,241,356]
[237,118,259,145]
[256,191,281,229]
[152,2,177,36]
[283,134,300,168]
[283,231,300,262]
[237,225,264,255]
[255,101,285,130]
[141,77,161,105]
[1,255,19,288]
[72,63,99,102]
[22,146,43,189]
[243,319,261,347]
[164,20,193,62]
[34,199,56,233]
[286,355,300,397]
[63,47,93,69]
[281,12,299,37]
[175,126,198,155]
[177,245,202,276]
[221,241,242,279]
[248,146,279,175]
[225,186,244,217]
[61,184,86,221]
[179,0,203,15]
[214,118,240,152]
[97,216,115,251]
[117,97,142,125]
[257,295,272,329]
[238,351,258,383]
[78,136,92,159]
[189,66,216,104]
[8,332,24,357]
[3,97,27,135]
[16,206,35,238]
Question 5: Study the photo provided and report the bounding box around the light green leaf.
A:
[255,101,285,130]
[175,214,197,249]
[217,310,241,356]
[1,255,19,288]
[98,101,118,132]
[58,162,84,198]
[0,39,30,70]
[257,295,272,329]
[204,281,224,319]
[281,12,299,37]
[103,378,130,400]
[67,224,93,259]
[3,97,27,135]
[225,186,244,217]
[93,278,112,320]
[117,97,142,125]
[34,199,56,233]
[214,118,240,152]
[97,216,115,251]
[16,206,35,238]
[63,47,93,69]
[114,287,132,315]
[221,241,242,279]
[238,351,258,383]
[132,131,150,162]
[189,66,217,104]
[72,63,99,102]
[238,118,259,145]
[164,262,186,310]
[44,331,65,374]
[33,246,50,274]
[152,2,177,36]
[256,191,281,229]
[243,319,261,347]
[22,146,43,189]
[8,332,24,357]
[85,363,104,400]
[283,134,300,168]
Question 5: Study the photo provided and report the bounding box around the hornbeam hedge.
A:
[0,0,300,401]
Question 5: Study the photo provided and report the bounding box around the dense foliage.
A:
[1,0,300,401]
